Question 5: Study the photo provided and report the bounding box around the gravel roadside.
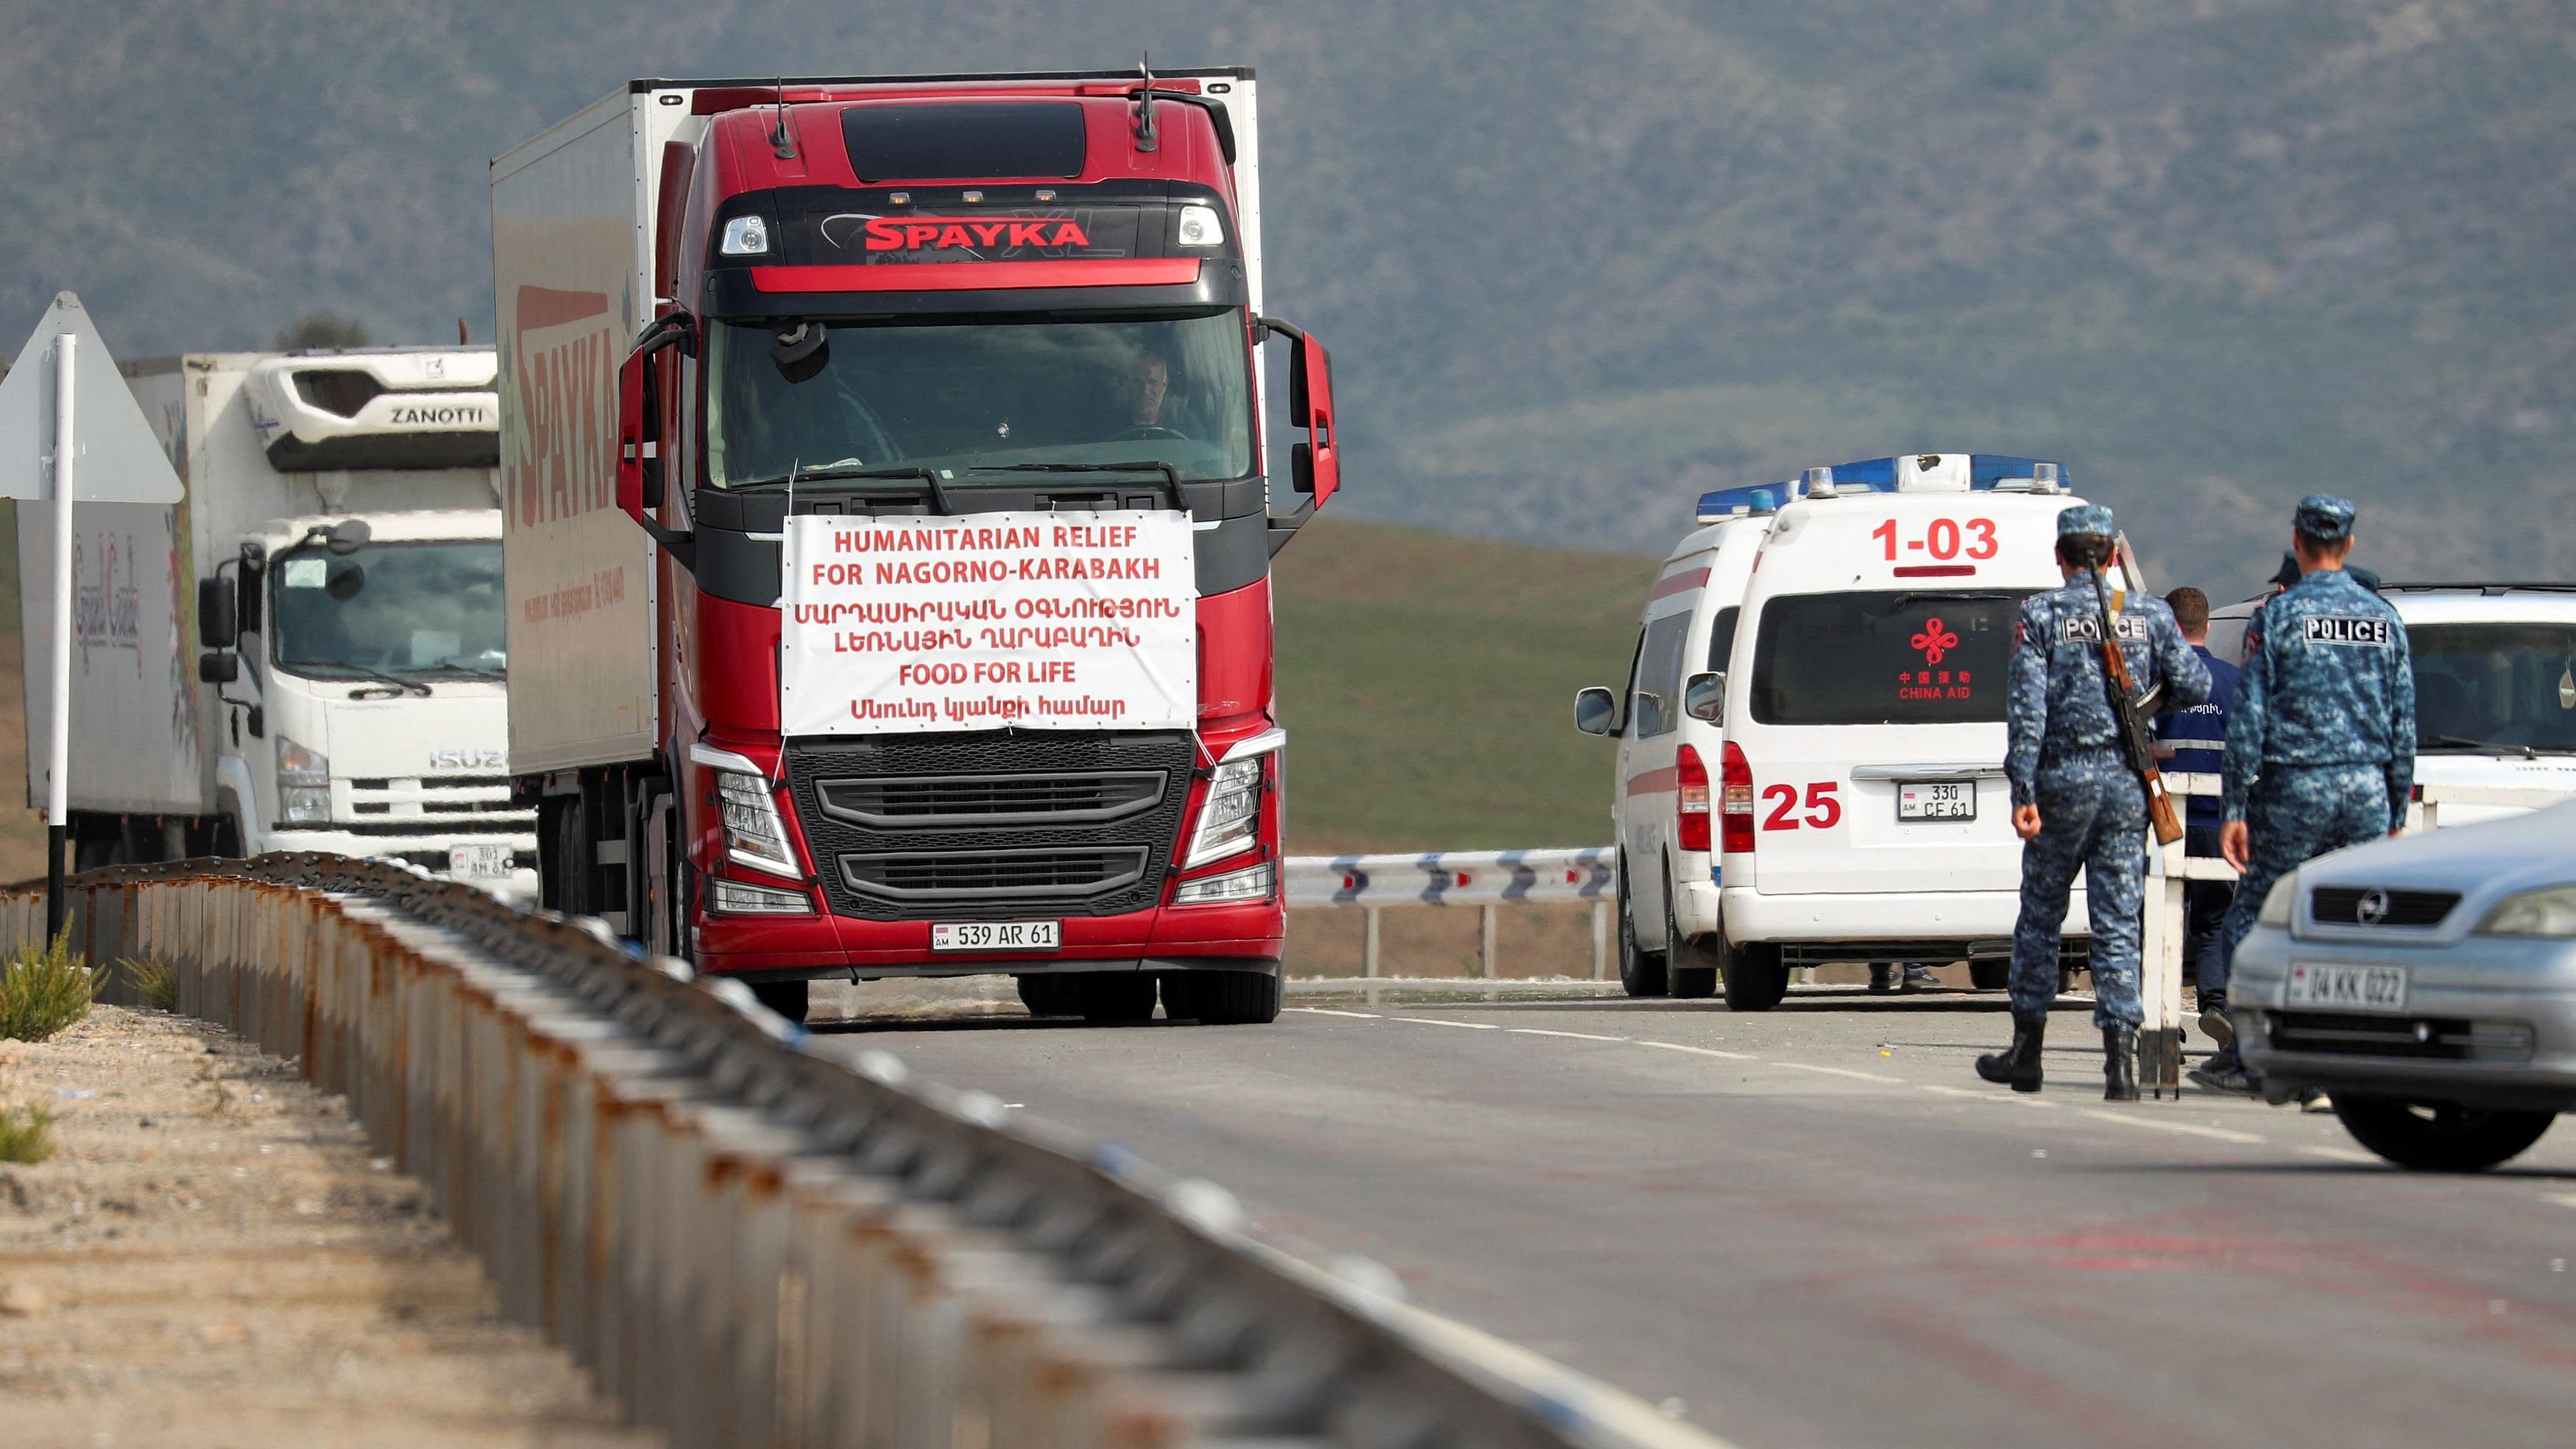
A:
[0,1004,658,1448]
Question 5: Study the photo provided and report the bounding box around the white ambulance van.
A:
[2208,583,2576,828]
[1700,454,2108,1010]
[1574,502,1769,996]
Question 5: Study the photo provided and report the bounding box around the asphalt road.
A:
[811,985,2576,1449]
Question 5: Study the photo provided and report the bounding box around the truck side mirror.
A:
[615,346,656,525]
[198,650,239,684]
[1684,671,1725,723]
[237,561,263,637]
[1631,690,1666,737]
[197,577,237,648]
[1262,317,1340,509]
[1574,686,1618,737]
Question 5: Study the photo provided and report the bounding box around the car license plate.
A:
[1897,781,1977,821]
[449,844,514,880]
[932,921,1061,953]
[2287,962,2410,1012]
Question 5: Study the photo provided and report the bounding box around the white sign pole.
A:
[45,333,75,935]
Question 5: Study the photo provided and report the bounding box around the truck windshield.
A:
[1749,591,2029,726]
[269,541,507,680]
[705,310,1254,489]
[2411,622,2576,753]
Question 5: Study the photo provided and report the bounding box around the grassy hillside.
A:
[1273,519,1652,854]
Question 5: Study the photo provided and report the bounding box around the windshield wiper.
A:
[1889,590,2020,608]
[339,666,434,700]
[738,464,957,514]
[2424,733,2539,759]
[967,461,1185,509]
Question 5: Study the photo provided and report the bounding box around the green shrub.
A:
[120,957,179,1012]
[0,929,99,1041]
[0,1103,52,1164]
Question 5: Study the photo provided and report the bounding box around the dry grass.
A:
[0,1102,54,1164]
[0,929,98,1041]
[120,957,180,1012]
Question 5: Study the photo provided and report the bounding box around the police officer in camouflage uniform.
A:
[1978,505,2210,1098]
[2200,495,2415,1093]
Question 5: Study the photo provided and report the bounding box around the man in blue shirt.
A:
[2151,588,2243,1077]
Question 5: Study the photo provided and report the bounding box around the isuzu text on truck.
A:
[493,68,1339,1024]
[16,348,535,898]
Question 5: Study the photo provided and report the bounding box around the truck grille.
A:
[815,770,1164,828]
[347,776,531,821]
[785,730,1194,921]
[2309,887,2460,927]
[2265,1010,2533,1063]
[840,847,1150,901]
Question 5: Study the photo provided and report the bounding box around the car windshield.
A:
[2410,621,2576,753]
[704,310,1254,489]
[268,540,506,679]
[1749,591,2029,725]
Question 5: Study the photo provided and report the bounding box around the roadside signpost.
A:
[0,293,185,933]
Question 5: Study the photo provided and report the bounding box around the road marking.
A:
[1387,1016,1501,1030]
[1508,1028,1629,1043]
[2077,1108,2266,1144]
[2296,1144,2380,1165]
[1775,1062,1906,1084]
[1288,1007,1381,1019]
[1631,1040,1758,1061]
[1916,1083,2056,1108]
[2542,1194,2576,1211]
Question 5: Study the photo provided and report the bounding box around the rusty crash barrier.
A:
[5,856,1724,1449]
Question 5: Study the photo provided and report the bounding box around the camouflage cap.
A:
[2294,493,2357,541]
[2056,503,2115,539]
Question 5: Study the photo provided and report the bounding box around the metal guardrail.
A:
[6,854,1726,1449]
[1284,849,1619,980]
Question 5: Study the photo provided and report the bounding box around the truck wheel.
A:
[1183,970,1282,1026]
[1969,960,2009,991]
[1078,973,1158,1024]
[1723,942,1789,1012]
[1616,863,1669,997]
[2332,1096,2555,1172]
[1666,867,1717,999]
[751,979,809,1024]
[1016,974,1081,1017]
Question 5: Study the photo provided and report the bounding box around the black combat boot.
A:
[1975,1013,2046,1093]
[2103,1027,2140,1102]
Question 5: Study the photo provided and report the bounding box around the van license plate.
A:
[2287,963,2408,1013]
[933,921,1062,952]
[1897,782,1976,821]
[449,844,514,880]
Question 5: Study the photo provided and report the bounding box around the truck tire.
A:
[2332,1096,2555,1172]
[1617,864,1669,997]
[1078,972,1158,1024]
[1666,866,1717,999]
[1016,974,1082,1017]
[1723,941,1790,1012]
[751,979,810,1024]
[1969,960,2009,991]
[1181,970,1282,1025]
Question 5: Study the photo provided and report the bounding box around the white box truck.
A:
[15,347,537,899]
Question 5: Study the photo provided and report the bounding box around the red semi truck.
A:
[492,68,1337,1024]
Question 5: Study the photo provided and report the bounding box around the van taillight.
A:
[1720,741,1755,854]
[1677,745,1710,852]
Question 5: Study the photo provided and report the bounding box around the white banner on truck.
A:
[779,510,1197,737]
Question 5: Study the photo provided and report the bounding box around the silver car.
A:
[2234,800,2576,1171]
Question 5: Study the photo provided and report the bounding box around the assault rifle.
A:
[2087,556,2184,846]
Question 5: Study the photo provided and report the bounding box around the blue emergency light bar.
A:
[1695,453,2071,522]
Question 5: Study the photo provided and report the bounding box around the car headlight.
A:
[2257,876,2296,927]
[1186,755,1267,867]
[2474,884,2576,938]
[277,737,330,823]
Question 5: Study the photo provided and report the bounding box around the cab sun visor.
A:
[841,102,1086,182]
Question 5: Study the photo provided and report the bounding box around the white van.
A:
[1686,454,2111,1010]
[2208,583,2576,828]
[1575,504,1769,996]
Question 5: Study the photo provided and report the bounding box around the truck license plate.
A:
[2287,963,2409,1013]
[933,921,1061,953]
[1897,782,1977,821]
[449,844,514,880]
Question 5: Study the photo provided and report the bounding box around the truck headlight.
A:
[1186,755,1266,867]
[2474,884,2576,938]
[715,770,799,878]
[277,737,330,823]
[1175,862,1273,905]
[2257,876,2296,927]
[709,878,813,915]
